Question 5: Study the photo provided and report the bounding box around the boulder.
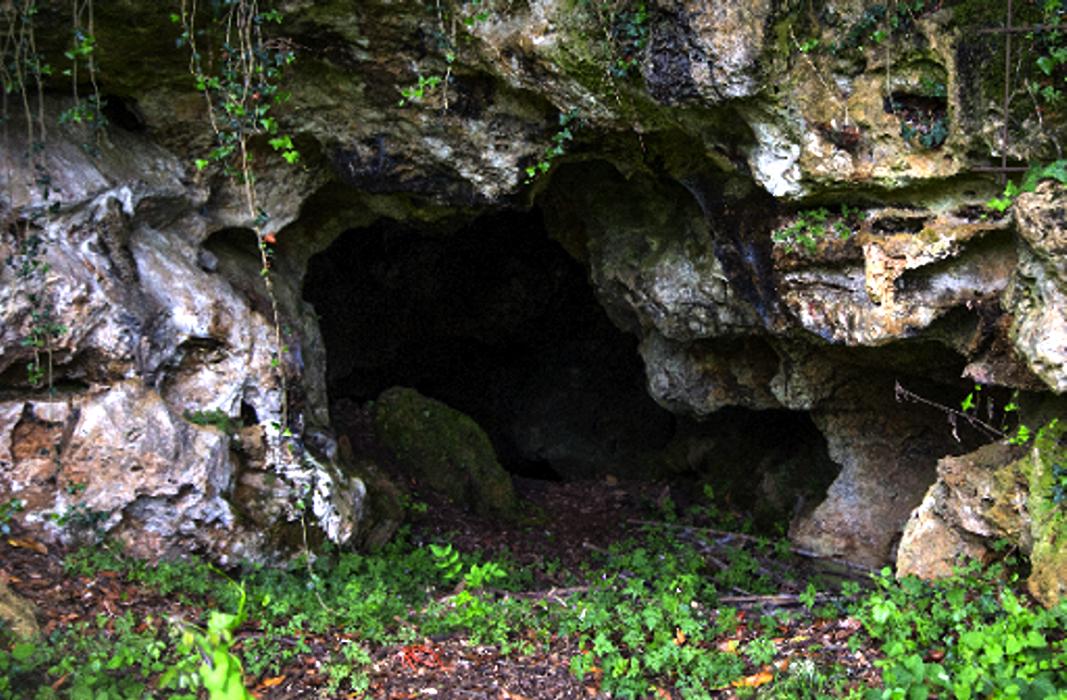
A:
[898,420,1067,608]
[0,581,39,642]
[372,387,518,517]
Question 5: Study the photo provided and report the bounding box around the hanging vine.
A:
[175,0,300,462]
[1,1,68,393]
[59,0,107,152]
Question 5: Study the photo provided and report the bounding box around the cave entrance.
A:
[302,207,677,481]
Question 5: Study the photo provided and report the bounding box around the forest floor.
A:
[2,476,1063,699]
[3,477,881,699]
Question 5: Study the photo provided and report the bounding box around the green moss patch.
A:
[372,387,518,518]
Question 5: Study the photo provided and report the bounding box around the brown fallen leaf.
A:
[731,670,774,688]
[716,638,740,654]
[259,675,286,689]
[7,537,47,554]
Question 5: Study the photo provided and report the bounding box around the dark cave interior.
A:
[302,205,838,523]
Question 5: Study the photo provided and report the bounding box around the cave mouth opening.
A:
[303,206,677,482]
[302,205,838,530]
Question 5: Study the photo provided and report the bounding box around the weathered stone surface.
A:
[1008,182,1067,393]
[643,0,773,104]
[0,580,39,642]
[789,378,966,567]
[542,165,764,342]
[897,442,1024,578]
[641,332,781,416]
[372,387,517,517]
[0,107,367,562]
[775,206,1015,346]
[897,422,1067,608]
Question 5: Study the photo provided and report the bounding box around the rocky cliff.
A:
[0,0,1064,587]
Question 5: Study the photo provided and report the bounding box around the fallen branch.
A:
[626,519,878,576]
[718,592,840,608]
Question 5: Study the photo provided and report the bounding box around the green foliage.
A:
[6,234,68,390]
[59,18,108,154]
[10,496,1067,699]
[1052,460,1067,505]
[899,115,948,150]
[987,159,1067,212]
[164,579,253,700]
[524,108,580,182]
[173,2,300,177]
[183,408,240,436]
[430,541,464,580]
[0,498,24,536]
[607,2,648,78]
[397,73,444,107]
[852,562,1067,699]
[829,1,932,56]
[1030,0,1067,108]
[772,205,865,254]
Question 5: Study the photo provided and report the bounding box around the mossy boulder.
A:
[372,387,518,517]
[897,418,1067,608]
[0,580,39,642]
[1025,419,1067,608]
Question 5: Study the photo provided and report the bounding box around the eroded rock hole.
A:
[304,208,675,482]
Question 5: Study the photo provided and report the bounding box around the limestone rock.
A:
[0,105,367,562]
[641,332,781,416]
[0,581,39,642]
[543,166,764,342]
[372,387,518,517]
[897,422,1067,608]
[775,206,1015,346]
[643,0,773,104]
[896,442,1024,578]
[789,377,968,567]
[1008,182,1067,393]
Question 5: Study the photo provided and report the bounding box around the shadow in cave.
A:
[302,207,677,481]
[302,204,840,535]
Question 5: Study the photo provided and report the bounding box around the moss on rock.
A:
[372,387,518,518]
[1025,419,1067,608]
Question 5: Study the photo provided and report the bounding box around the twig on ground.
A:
[718,592,841,608]
[626,518,878,577]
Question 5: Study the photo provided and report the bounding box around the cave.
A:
[302,206,838,528]
[303,207,677,481]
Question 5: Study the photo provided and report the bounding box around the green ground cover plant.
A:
[4,499,1067,699]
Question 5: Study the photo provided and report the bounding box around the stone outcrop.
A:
[0,107,367,562]
[1008,182,1067,393]
[0,0,1062,578]
[898,420,1067,607]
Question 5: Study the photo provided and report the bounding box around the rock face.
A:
[1008,183,1067,393]
[898,419,1067,608]
[0,108,367,562]
[0,0,1063,579]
